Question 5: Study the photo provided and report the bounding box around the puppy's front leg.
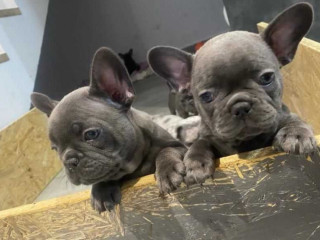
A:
[273,113,317,155]
[184,139,216,186]
[155,146,187,196]
[91,181,121,213]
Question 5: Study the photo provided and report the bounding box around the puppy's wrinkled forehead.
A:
[193,31,279,88]
[48,87,119,141]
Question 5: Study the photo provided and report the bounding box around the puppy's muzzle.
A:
[65,158,79,171]
[227,92,253,118]
[231,102,251,118]
[64,150,83,171]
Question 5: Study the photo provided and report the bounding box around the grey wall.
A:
[223,0,320,41]
[34,0,229,100]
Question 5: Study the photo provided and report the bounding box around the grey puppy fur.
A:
[31,47,187,212]
[148,52,198,118]
[148,3,317,185]
[151,114,200,146]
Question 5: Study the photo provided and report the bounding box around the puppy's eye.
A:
[259,72,275,86]
[199,92,213,103]
[84,129,100,141]
[51,146,57,151]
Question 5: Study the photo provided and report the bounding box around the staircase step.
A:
[0,0,20,18]
[0,44,8,63]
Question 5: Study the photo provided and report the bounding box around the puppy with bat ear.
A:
[148,3,317,185]
[148,54,198,118]
[31,47,187,213]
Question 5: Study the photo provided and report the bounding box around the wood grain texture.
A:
[0,109,62,211]
[0,136,319,239]
[258,22,320,134]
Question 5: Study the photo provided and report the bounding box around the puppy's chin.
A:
[216,123,277,142]
[64,156,123,185]
[66,169,121,186]
[213,103,279,142]
[66,174,81,185]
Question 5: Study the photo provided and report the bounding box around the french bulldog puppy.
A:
[118,48,140,75]
[31,47,186,212]
[148,3,317,185]
[148,53,198,118]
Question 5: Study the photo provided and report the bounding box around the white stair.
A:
[0,0,20,18]
[0,0,21,63]
[0,44,8,63]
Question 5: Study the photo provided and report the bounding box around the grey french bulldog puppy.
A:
[30,47,187,212]
[148,53,198,118]
[148,3,317,185]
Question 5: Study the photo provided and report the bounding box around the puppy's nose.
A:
[65,158,79,170]
[64,150,83,170]
[231,102,251,118]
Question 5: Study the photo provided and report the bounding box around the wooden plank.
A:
[1,145,320,239]
[0,108,62,211]
[1,135,319,218]
[0,174,156,220]
[0,0,21,18]
[258,22,320,134]
[0,135,319,239]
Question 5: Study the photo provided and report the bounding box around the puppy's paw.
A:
[91,181,121,213]
[155,148,186,196]
[184,152,215,186]
[273,126,317,155]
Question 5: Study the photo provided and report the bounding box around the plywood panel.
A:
[0,136,319,239]
[258,22,320,134]
[0,108,62,211]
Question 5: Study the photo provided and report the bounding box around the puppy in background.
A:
[149,3,317,185]
[152,114,201,146]
[31,47,186,212]
[148,54,198,118]
[118,48,140,75]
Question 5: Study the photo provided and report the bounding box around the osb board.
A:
[0,136,320,240]
[258,22,320,134]
[0,0,21,18]
[0,108,62,211]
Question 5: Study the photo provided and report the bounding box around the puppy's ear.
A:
[118,53,124,59]
[89,47,135,109]
[31,92,58,117]
[261,2,313,66]
[128,49,133,56]
[148,46,193,91]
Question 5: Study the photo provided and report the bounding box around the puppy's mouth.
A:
[213,99,279,141]
[65,158,123,185]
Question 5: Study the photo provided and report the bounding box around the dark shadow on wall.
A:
[223,0,320,41]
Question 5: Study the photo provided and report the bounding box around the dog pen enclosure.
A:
[1,22,320,239]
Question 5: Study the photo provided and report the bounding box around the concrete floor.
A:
[36,74,170,201]
[132,74,170,115]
